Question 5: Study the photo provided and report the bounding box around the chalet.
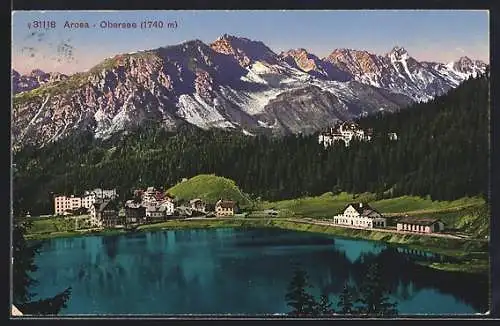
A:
[215,199,238,217]
[124,201,146,224]
[396,216,445,233]
[333,202,386,228]
[159,200,175,217]
[141,186,168,206]
[89,200,119,228]
[142,186,158,205]
[190,198,206,213]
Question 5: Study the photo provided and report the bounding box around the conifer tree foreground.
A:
[285,267,317,316]
[12,218,72,315]
[337,283,355,314]
[356,263,398,317]
[317,294,334,315]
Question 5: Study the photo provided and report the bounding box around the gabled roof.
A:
[190,198,205,204]
[125,201,144,209]
[344,202,370,214]
[361,209,382,218]
[94,200,117,213]
[216,199,237,209]
[343,203,381,217]
[397,216,442,226]
[159,201,174,208]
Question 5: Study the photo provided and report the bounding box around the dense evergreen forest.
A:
[13,72,489,216]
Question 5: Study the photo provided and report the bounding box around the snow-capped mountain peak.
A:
[388,46,410,62]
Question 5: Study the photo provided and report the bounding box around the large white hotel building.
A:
[54,188,117,215]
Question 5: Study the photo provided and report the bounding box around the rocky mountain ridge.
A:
[12,34,487,149]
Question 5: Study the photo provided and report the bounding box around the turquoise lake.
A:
[30,227,489,315]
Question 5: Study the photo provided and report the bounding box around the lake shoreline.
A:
[26,217,489,275]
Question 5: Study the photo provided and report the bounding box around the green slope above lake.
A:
[258,192,488,239]
[166,174,252,206]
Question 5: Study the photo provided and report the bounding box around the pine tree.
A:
[12,218,72,315]
[285,267,317,316]
[356,263,398,317]
[337,283,354,315]
[316,294,334,316]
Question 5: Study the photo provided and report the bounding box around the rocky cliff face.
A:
[280,48,352,81]
[11,35,487,149]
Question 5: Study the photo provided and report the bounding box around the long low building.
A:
[396,216,445,233]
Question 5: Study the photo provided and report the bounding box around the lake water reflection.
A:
[30,227,489,315]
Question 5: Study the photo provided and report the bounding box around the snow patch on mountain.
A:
[177,93,232,129]
[242,129,255,136]
[218,86,283,115]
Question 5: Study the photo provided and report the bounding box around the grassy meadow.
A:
[166,174,252,207]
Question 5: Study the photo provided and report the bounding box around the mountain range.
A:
[11,34,487,149]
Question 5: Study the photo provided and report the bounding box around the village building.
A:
[396,216,445,233]
[85,188,118,200]
[159,200,175,216]
[54,195,83,215]
[215,199,238,217]
[319,121,398,148]
[333,202,387,228]
[190,198,207,213]
[54,188,118,215]
[142,186,166,206]
[318,121,372,148]
[145,205,164,221]
[89,200,120,228]
[142,186,157,203]
[124,201,146,224]
[81,194,95,209]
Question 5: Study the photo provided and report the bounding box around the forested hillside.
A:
[12,72,489,216]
